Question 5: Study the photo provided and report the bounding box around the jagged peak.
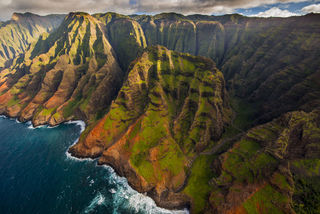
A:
[68,12,90,17]
[10,12,65,23]
[60,12,101,32]
[153,12,186,20]
[92,12,132,25]
[64,12,93,22]
[11,12,40,21]
[94,12,129,19]
[302,12,320,19]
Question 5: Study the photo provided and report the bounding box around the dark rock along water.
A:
[0,116,188,214]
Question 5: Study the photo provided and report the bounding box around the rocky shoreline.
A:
[68,133,191,212]
[0,113,190,212]
[68,126,192,211]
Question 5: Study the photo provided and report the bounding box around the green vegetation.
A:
[108,18,146,70]
[183,155,215,213]
[7,96,20,107]
[243,184,287,214]
[41,107,56,116]
[124,46,229,183]
[292,158,320,214]
[293,176,320,214]
[158,142,185,177]
[71,45,230,211]
[0,12,123,126]
[63,99,80,118]
[222,96,257,138]
[221,138,278,184]
[206,110,320,213]
[0,13,64,67]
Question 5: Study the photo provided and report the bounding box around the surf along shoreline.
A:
[0,114,189,214]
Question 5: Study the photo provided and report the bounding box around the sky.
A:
[0,0,320,21]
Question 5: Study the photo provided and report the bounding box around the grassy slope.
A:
[0,13,65,67]
[207,110,320,213]
[134,13,320,123]
[0,12,123,126]
[72,45,231,211]
[96,45,229,176]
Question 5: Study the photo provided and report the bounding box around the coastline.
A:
[0,115,189,214]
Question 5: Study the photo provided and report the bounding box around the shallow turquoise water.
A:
[0,116,187,214]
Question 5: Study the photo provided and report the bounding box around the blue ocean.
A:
[0,116,187,214]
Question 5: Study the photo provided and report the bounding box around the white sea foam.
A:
[47,125,58,129]
[66,148,189,213]
[109,188,116,194]
[27,124,47,129]
[84,192,106,213]
[89,179,94,186]
[25,121,34,129]
[65,151,93,162]
[99,165,189,214]
[4,115,189,214]
[65,120,86,133]
[26,121,49,129]
[64,120,92,162]
[27,124,36,129]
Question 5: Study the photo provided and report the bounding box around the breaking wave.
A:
[63,121,189,214]
[0,116,189,213]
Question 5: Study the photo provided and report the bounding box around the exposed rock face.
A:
[133,13,225,63]
[0,12,65,68]
[206,110,320,214]
[0,12,123,126]
[133,13,320,122]
[2,12,320,125]
[94,12,147,71]
[69,46,231,209]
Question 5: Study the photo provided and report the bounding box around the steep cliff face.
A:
[204,109,320,213]
[0,12,65,68]
[133,13,320,123]
[0,12,123,126]
[69,45,231,209]
[133,13,225,63]
[94,13,147,71]
[2,12,319,128]
[218,14,320,123]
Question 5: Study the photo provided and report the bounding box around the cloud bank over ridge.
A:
[0,0,318,20]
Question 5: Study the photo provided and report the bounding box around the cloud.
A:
[0,0,135,20]
[0,0,310,21]
[251,6,299,17]
[301,4,320,13]
[134,0,307,14]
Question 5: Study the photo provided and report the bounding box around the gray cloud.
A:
[0,0,310,21]
[250,6,299,17]
[301,3,320,12]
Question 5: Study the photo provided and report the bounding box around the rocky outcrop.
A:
[2,12,320,125]
[0,12,123,126]
[0,12,65,68]
[69,46,231,209]
[95,12,147,71]
[134,13,320,123]
[206,109,320,213]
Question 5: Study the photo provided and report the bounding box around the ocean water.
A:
[0,116,188,214]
